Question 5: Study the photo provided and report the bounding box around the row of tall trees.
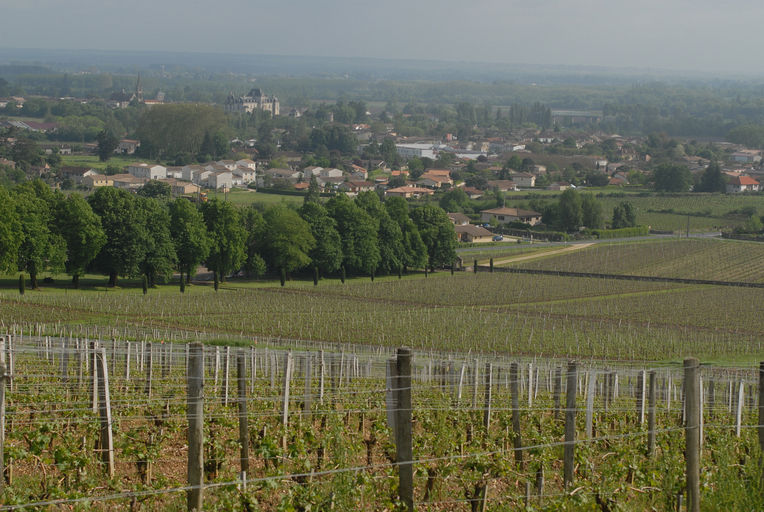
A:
[0,181,457,288]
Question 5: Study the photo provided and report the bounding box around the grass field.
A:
[60,154,146,170]
[1,239,762,362]
[224,188,303,207]
[500,191,763,232]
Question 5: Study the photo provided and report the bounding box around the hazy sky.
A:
[3,0,761,74]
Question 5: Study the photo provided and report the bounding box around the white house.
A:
[320,168,344,178]
[396,143,438,159]
[207,171,233,190]
[236,159,257,170]
[216,160,237,171]
[726,175,760,193]
[232,166,256,185]
[512,172,536,188]
[127,163,166,180]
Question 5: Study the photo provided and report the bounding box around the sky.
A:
[2,0,762,75]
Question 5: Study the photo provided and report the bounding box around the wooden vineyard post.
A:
[0,362,6,494]
[648,371,657,457]
[249,347,256,395]
[483,363,493,431]
[145,342,153,398]
[759,361,764,487]
[393,347,413,512]
[638,370,646,425]
[96,347,115,477]
[528,363,534,408]
[585,371,595,438]
[303,353,312,417]
[385,358,396,432]
[510,362,524,469]
[281,351,294,450]
[472,358,479,409]
[90,340,99,413]
[187,343,204,512]
[684,357,700,512]
[563,361,577,490]
[319,350,325,403]
[236,350,249,484]
[125,341,131,384]
[735,380,744,437]
[553,367,562,420]
[457,363,466,405]
[223,346,230,406]
[5,335,12,392]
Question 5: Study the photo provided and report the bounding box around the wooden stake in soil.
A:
[510,362,524,469]
[585,371,595,438]
[553,367,562,420]
[96,348,115,477]
[638,370,646,425]
[187,343,204,512]
[145,342,153,398]
[648,370,657,457]
[483,363,493,431]
[563,361,577,490]
[393,347,413,512]
[684,357,700,512]
[281,352,294,428]
[758,361,764,487]
[223,346,230,406]
[0,362,6,495]
[236,350,249,478]
[303,353,312,417]
[385,358,397,431]
[735,380,745,437]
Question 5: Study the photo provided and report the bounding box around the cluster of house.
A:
[60,159,258,194]
[447,207,543,243]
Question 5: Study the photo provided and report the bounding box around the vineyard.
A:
[0,333,761,511]
[0,237,762,510]
[2,243,763,360]
[509,238,764,283]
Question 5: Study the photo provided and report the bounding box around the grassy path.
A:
[484,242,594,266]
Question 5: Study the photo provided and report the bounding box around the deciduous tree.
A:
[169,198,210,283]
[13,182,66,288]
[299,201,342,276]
[261,205,315,274]
[88,187,149,287]
[201,199,246,281]
[410,204,456,270]
[55,193,106,288]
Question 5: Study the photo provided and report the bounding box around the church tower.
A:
[135,74,144,103]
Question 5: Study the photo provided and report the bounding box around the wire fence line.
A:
[0,331,762,510]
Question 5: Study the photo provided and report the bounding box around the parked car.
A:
[492,235,504,241]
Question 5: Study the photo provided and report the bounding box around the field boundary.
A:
[476,266,764,289]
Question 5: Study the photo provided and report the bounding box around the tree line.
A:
[0,180,458,289]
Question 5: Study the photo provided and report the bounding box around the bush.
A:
[590,226,649,239]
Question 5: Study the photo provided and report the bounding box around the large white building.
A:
[126,163,166,180]
[224,88,280,116]
[396,143,439,160]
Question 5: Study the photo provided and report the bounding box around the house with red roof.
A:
[726,175,760,193]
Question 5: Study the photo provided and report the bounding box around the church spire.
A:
[135,73,144,102]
